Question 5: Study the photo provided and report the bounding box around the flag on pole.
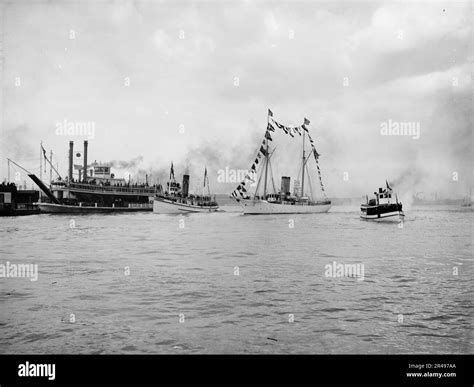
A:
[268,109,273,117]
[204,167,207,187]
[265,131,273,141]
[304,117,310,125]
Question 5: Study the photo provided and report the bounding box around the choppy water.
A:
[0,205,472,354]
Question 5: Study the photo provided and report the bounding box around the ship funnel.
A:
[281,176,291,195]
[68,141,74,181]
[182,174,190,197]
[83,140,88,181]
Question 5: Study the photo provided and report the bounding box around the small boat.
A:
[152,164,219,214]
[231,109,331,215]
[360,181,404,221]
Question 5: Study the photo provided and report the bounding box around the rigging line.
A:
[305,163,314,200]
[41,149,63,180]
[268,156,277,195]
[6,158,32,175]
[254,161,263,198]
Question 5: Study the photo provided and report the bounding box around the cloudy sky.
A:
[1,0,471,199]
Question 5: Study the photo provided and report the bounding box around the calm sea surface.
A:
[0,205,472,354]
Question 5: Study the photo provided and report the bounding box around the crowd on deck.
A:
[0,181,18,193]
[63,177,162,191]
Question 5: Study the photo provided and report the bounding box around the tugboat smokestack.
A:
[83,140,88,182]
[182,174,189,197]
[68,141,74,181]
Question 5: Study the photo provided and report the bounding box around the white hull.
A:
[360,211,405,222]
[153,197,219,214]
[242,200,331,215]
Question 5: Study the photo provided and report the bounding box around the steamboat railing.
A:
[63,182,157,195]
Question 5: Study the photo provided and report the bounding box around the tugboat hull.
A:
[360,210,405,222]
[243,199,331,215]
[360,203,404,222]
[153,197,219,214]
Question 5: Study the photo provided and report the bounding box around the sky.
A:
[1,0,472,200]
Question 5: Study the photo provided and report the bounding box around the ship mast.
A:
[263,110,270,198]
[301,130,305,198]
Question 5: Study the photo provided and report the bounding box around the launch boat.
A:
[29,141,157,213]
[152,164,219,214]
[231,110,331,215]
[360,181,404,221]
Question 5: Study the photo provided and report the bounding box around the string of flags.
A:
[231,110,327,199]
[307,133,326,196]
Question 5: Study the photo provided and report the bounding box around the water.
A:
[0,205,472,354]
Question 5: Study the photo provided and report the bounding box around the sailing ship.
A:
[152,164,219,213]
[360,181,404,221]
[26,141,157,213]
[231,109,331,214]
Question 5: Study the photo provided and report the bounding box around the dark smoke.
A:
[105,156,144,169]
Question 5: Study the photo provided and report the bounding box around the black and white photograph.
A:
[0,0,472,385]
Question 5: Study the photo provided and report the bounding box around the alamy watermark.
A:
[18,362,55,380]
[324,260,365,281]
[0,261,38,281]
[217,167,257,186]
[380,119,420,140]
[55,119,95,139]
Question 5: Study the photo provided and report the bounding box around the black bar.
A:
[1,354,472,386]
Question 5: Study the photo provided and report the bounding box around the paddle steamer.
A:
[30,141,156,213]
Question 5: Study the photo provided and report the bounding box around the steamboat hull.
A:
[360,207,404,222]
[153,197,219,214]
[37,203,152,214]
[242,200,331,215]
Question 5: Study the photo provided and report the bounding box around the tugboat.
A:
[231,109,331,214]
[360,181,404,221]
[152,164,219,214]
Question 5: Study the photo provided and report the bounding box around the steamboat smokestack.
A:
[281,176,291,195]
[182,174,189,197]
[83,140,88,182]
[68,141,74,181]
